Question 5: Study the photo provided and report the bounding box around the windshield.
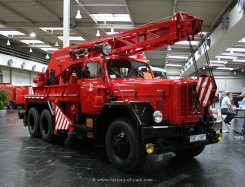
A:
[107,59,152,79]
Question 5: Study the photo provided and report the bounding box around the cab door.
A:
[80,60,106,114]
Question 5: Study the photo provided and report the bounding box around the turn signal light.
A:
[146,143,155,154]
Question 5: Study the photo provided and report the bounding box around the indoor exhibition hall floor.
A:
[0,110,245,187]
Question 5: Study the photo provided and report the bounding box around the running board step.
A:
[72,124,94,132]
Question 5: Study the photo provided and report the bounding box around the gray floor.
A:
[0,110,245,187]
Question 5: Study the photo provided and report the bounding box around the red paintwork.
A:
[26,12,211,126]
[0,83,31,106]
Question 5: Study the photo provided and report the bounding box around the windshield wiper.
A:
[135,70,144,78]
[108,68,124,78]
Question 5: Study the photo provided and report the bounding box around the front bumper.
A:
[140,120,222,153]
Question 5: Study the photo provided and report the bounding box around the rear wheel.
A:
[174,145,205,159]
[27,107,40,137]
[105,118,146,172]
[40,109,55,143]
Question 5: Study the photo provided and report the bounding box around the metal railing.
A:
[0,44,50,64]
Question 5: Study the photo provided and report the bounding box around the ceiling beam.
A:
[210,0,235,29]
[0,2,34,24]
[32,0,60,21]
[172,0,178,14]
[123,0,135,26]
[1,21,211,31]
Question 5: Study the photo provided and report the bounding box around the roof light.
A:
[232,59,245,62]
[167,55,189,60]
[166,64,182,67]
[210,60,228,64]
[75,7,82,19]
[54,41,59,47]
[238,37,245,43]
[215,55,238,60]
[6,39,10,46]
[175,41,199,45]
[29,48,32,53]
[46,54,50,59]
[30,31,36,38]
[96,30,101,37]
[226,48,245,52]
[58,36,84,41]
[167,46,171,51]
[41,47,59,52]
[91,14,131,22]
[0,31,25,36]
[216,67,234,71]
[20,40,44,44]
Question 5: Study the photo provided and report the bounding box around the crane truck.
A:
[19,12,222,172]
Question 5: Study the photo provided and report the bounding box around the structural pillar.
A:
[63,0,70,47]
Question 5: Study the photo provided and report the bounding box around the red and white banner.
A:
[55,105,71,130]
[196,74,217,107]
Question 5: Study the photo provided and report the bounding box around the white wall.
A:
[215,77,245,92]
[0,52,47,86]
[0,66,38,86]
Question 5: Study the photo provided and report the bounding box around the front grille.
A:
[180,82,202,118]
[180,84,188,116]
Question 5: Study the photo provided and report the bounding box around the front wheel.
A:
[105,118,146,172]
[174,145,205,159]
[40,109,55,143]
[27,107,40,137]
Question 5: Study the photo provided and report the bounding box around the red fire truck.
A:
[0,83,30,108]
[19,12,222,171]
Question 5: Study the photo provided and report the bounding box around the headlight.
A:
[153,111,163,123]
[101,43,112,55]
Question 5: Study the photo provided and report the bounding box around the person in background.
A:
[221,92,236,125]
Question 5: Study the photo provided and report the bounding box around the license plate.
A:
[190,134,206,142]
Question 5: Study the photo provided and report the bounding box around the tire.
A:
[40,109,55,143]
[27,107,40,137]
[174,145,205,159]
[105,118,146,172]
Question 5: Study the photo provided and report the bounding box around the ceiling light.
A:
[232,59,245,62]
[0,31,25,36]
[233,71,236,75]
[91,14,131,22]
[96,30,100,37]
[58,36,84,41]
[46,54,50,59]
[227,47,245,52]
[216,67,234,71]
[20,40,44,44]
[210,60,228,64]
[167,55,188,59]
[29,48,32,53]
[41,47,59,52]
[75,7,82,19]
[54,41,59,47]
[167,46,171,51]
[238,37,245,43]
[41,27,64,31]
[166,64,182,67]
[215,55,238,60]
[203,66,205,70]
[6,39,10,46]
[30,31,36,38]
[175,41,199,45]
[241,69,244,72]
